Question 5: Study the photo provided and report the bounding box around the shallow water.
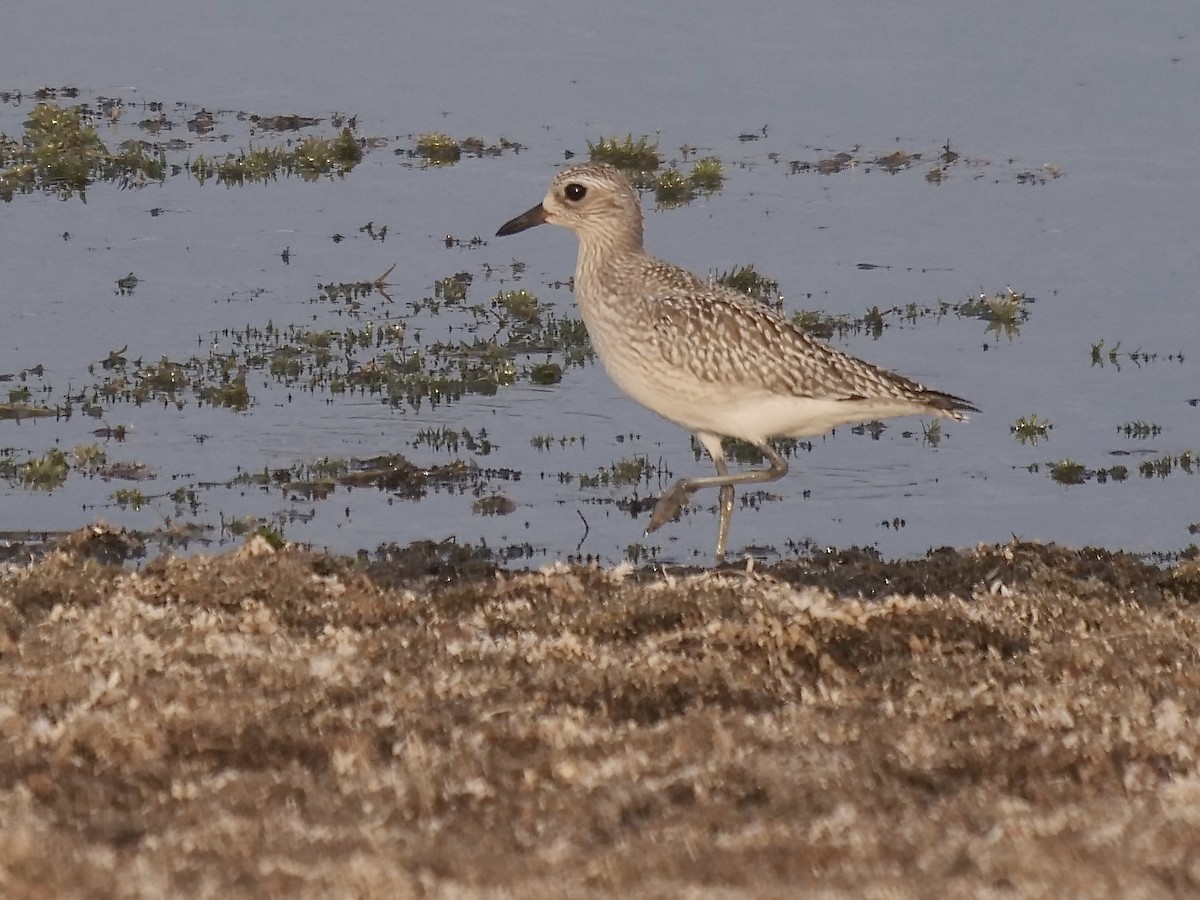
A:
[1,0,1197,563]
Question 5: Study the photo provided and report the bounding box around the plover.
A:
[497,162,976,564]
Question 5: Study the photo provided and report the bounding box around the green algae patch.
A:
[411,133,522,166]
[190,127,363,186]
[20,448,70,489]
[0,101,165,201]
[1011,414,1052,445]
[0,98,372,200]
[587,133,661,171]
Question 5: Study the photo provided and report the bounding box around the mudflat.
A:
[2,528,1199,898]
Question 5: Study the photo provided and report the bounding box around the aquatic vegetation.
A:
[473,494,516,516]
[587,134,661,171]
[411,133,520,166]
[530,362,563,385]
[716,265,781,305]
[874,150,920,173]
[789,141,1061,186]
[112,488,147,510]
[654,157,726,207]
[921,419,943,447]
[1090,340,1184,371]
[957,289,1031,340]
[0,95,373,199]
[1011,414,1052,445]
[21,449,70,489]
[654,168,691,207]
[494,289,541,324]
[191,127,362,185]
[411,426,494,456]
[689,157,724,192]
[578,455,657,489]
[436,273,472,303]
[530,434,585,451]
[1119,421,1161,439]
[0,101,166,201]
[1049,459,1087,486]
[74,443,107,471]
[415,132,460,165]
[1139,452,1195,479]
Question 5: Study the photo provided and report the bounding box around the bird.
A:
[495,162,976,564]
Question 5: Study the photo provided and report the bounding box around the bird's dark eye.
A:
[564,183,587,202]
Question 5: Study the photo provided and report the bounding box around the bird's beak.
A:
[496,202,548,237]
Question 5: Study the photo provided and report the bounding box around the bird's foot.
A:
[646,481,695,534]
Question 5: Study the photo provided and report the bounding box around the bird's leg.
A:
[714,455,734,565]
[645,438,789,565]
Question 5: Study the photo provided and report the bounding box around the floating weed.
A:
[112,487,147,510]
[579,455,658,489]
[494,289,540,324]
[190,127,362,186]
[873,150,920,173]
[1011,414,1052,445]
[473,494,516,516]
[435,273,472,303]
[411,426,494,456]
[411,133,520,166]
[137,358,190,397]
[1139,452,1196,479]
[530,362,563,385]
[1049,459,1087,486]
[197,372,251,411]
[921,419,943,447]
[958,289,1031,340]
[587,134,661,171]
[1033,458,1136,486]
[689,157,724,192]
[66,269,598,458]
[414,132,460,165]
[655,168,692,207]
[74,443,107,471]
[789,141,1061,186]
[530,433,585,451]
[784,289,1036,343]
[624,542,657,564]
[1120,421,1161,439]
[100,460,154,482]
[21,449,70,489]
[1089,340,1184,370]
[272,453,477,502]
[653,157,725,207]
[716,265,781,305]
[6,385,31,405]
[296,128,362,175]
[358,221,389,242]
[1,102,107,200]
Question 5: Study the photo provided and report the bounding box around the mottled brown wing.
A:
[648,288,928,402]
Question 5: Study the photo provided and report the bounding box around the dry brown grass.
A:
[2,527,1199,898]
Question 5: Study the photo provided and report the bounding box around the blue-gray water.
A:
[2,0,1197,562]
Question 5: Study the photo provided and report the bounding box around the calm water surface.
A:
[2,0,1197,563]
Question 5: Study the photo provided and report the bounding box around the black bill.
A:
[496,203,548,236]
